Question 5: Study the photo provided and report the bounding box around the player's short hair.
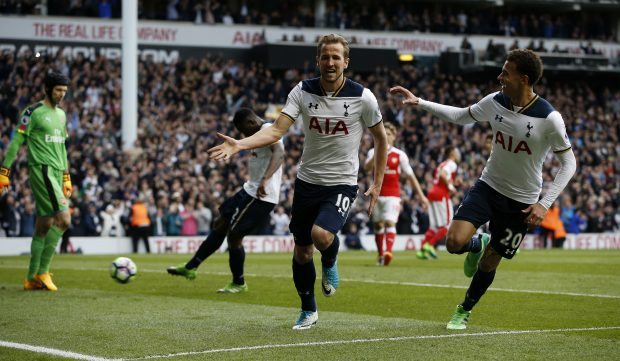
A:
[384,122,397,135]
[317,33,349,59]
[445,145,456,157]
[232,107,257,128]
[506,49,543,86]
[44,70,69,97]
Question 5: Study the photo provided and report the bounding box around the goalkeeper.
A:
[0,70,72,291]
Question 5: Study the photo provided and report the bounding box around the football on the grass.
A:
[109,257,137,283]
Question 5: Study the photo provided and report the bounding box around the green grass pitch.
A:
[1,250,619,360]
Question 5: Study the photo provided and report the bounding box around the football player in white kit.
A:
[391,49,576,330]
[364,122,428,266]
[167,108,284,294]
[209,34,388,330]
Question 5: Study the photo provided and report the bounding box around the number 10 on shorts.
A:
[335,193,351,218]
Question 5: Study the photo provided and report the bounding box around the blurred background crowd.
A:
[0,0,618,244]
[1,0,617,42]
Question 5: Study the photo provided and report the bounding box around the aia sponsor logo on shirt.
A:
[308,117,349,135]
[495,130,532,155]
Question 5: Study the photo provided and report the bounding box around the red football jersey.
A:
[366,146,414,197]
[428,159,457,201]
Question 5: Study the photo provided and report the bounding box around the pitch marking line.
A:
[2,326,619,360]
[0,340,118,361]
[155,269,620,299]
[126,326,620,360]
[2,265,619,299]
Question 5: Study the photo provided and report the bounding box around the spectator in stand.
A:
[152,206,167,237]
[195,201,213,236]
[98,0,113,19]
[535,40,548,53]
[19,199,36,237]
[83,203,102,237]
[271,205,290,236]
[343,222,364,250]
[100,204,123,237]
[1,194,20,237]
[539,201,566,248]
[180,200,198,236]
[129,198,151,253]
[460,37,473,51]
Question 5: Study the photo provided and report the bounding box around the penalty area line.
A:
[126,326,620,360]
[0,340,119,361]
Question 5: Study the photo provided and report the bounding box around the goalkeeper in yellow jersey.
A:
[0,70,72,291]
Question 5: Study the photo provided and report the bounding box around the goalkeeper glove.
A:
[0,166,9,195]
[63,172,72,198]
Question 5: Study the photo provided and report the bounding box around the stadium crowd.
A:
[0,47,618,240]
[1,0,617,42]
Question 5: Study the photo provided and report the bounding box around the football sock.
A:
[375,228,385,256]
[186,229,226,270]
[27,235,45,280]
[458,234,482,254]
[430,226,448,246]
[229,246,245,285]
[320,236,339,269]
[292,258,317,312]
[461,267,496,311]
[38,226,64,274]
[385,227,396,253]
[422,228,436,247]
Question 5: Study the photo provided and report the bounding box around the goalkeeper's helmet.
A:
[44,70,70,98]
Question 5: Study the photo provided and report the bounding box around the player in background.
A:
[364,122,428,266]
[416,145,461,260]
[390,49,576,329]
[167,108,284,293]
[208,33,387,330]
[0,70,72,291]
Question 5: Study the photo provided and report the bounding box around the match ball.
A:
[109,257,137,284]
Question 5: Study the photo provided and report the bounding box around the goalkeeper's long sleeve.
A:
[2,131,25,168]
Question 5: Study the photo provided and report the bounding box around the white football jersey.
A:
[243,123,284,204]
[281,77,382,186]
[469,92,572,204]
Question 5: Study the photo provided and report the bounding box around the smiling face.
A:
[497,60,527,100]
[317,42,349,92]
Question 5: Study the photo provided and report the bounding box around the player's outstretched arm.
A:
[390,85,474,125]
[208,115,292,161]
[389,86,420,106]
[365,122,388,216]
